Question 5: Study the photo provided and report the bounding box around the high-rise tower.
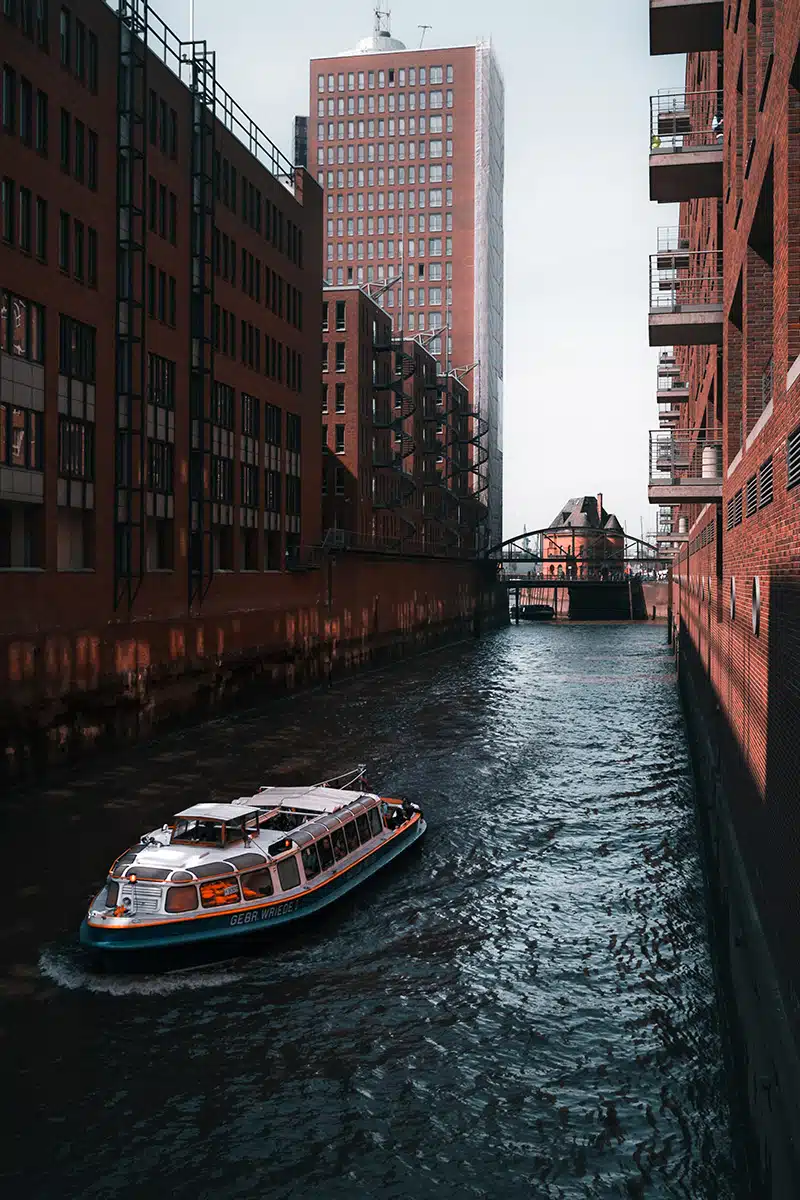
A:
[308,14,504,544]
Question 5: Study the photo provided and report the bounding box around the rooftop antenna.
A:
[374,5,391,37]
[418,24,432,48]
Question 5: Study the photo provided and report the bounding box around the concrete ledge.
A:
[649,309,723,347]
[649,0,724,55]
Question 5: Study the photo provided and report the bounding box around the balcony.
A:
[649,0,724,56]
[658,403,682,424]
[649,247,723,346]
[650,90,723,202]
[648,429,723,503]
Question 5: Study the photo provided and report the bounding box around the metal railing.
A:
[650,249,723,311]
[649,429,723,485]
[650,89,723,153]
[657,373,689,392]
[320,528,476,560]
[656,227,692,253]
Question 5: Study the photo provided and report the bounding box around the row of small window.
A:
[0,291,96,383]
[321,382,347,413]
[317,113,453,138]
[328,233,453,263]
[147,265,177,328]
[148,176,177,244]
[212,308,303,391]
[1,69,48,155]
[3,0,49,53]
[1,180,46,261]
[240,466,302,515]
[214,151,303,269]
[318,66,454,91]
[57,211,98,286]
[59,5,99,91]
[319,141,453,168]
[147,88,179,160]
[322,188,453,213]
[727,456,774,528]
[322,424,347,455]
[59,107,98,186]
[0,403,94,480]
[213,229,303,328]
[324,266,453,295]
[321,462,349,497]
[325,165,451,196]
[206,386,301,453]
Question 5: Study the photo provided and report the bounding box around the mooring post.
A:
[515,586,520,624]
[628,579,634,621]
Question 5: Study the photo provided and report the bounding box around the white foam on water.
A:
[38,946,241,997]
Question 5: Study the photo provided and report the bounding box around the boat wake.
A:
[38,946,241,996]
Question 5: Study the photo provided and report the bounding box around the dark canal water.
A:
[2,624,737,1199]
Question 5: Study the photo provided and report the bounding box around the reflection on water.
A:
[2,624,735,1199]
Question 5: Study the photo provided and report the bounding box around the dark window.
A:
[317,836,334,871]
[73,118,84,181]
[74,17,84,80]
[356,813,371,843]
[147,262,155,315]
[301,844,320,880]
[343,820,360,853]
[158,97,167,152]
[157,269,166,322]
[148,174,156,230]
[322,301,328,331]
[210,455,233,503]
[335,341,345,371]
[158,182,166,236]
[265,469,281,513]
[59,107,70,170]
[148,440,173,493]
[276,856,300,892]
[265,402,282,446]
[286,475,301,516]
[2,65,16,133]
[148,88,157,145]
[168,107,177,158]
[287,412,301,452]
[165,886,198,913]
[58,415,93,478]
[35,89,47,153]
[72,217,83,278]
[57,209,69,269]
[242,392,259,437]
[59,5,70,66]
[87,30,97,92]
[87,129,97,189]
[335,424,345,454]
[35,0,48,49]
[35,195,46,259]
[321,384,328,413]
[0,177,13,243]
[87,226,96,285]
[58,314,95,380]
[168,275,175,326]
[331,827,348,862]
[19,77,32,144]
[241,462,259,507]
[335,383,345,412]
[168,191,176,243]
[335,299,346,330]
[148,353,175,407]
[212,382,234,428]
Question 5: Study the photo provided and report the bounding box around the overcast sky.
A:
[154,0,685,541]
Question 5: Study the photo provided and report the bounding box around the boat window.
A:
[199,877,242,908]
[356,813,372,843]
[222,820,246,845]
[225,852,267,870]
[332,827,348,861]
[171,818,224,846]
[111,851,138,875]
[301,844,320,880]
[368,806,383,837]
[166,885,199,913]
[192,861,232,878]
[105,880,119,907]
[344,820,360,853]
[317,835,335,871]
[128,865,171,881]
[277,855,301,891]
[241,869,274,900]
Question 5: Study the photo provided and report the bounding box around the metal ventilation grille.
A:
[788,427,800,490]
[759,456,774,507]
[746,474,758,517]
[120,883,162,914]
[727,489,743,530]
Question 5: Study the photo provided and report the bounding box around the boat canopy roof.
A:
[232,786,375,814]
[174,803,260,823]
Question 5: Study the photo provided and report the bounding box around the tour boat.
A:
[79,769,425,953]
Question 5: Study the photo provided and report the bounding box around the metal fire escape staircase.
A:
[421,379,461,548]
[114,0,149,612]
[187,41,216,611]
[372,339,418,532]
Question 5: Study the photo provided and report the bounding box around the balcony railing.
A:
[648,429,723,502]
[650,249,722,311]
[650,90,723,152]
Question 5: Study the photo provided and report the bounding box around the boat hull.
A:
[80,815,426,953]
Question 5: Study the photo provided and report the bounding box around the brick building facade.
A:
[649,2,800,1190]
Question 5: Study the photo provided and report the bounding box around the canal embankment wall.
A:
[0,554,507,785]
[674,613,800,1197]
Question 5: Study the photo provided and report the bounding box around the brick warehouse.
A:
[0,0,505,781]
[648,1,800,1189]
[320,285,487,553]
